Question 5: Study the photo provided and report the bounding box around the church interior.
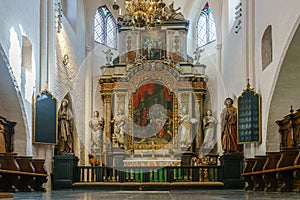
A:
[1,0,300,198]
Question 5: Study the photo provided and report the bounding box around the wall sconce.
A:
[55,1,63,33]
[63,54,69,66]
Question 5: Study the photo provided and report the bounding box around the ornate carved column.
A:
[102,93,112,147]
[195,92,205,153]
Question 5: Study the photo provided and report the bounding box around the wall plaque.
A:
[237,82,261,144]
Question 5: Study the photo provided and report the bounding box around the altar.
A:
[98,12,208,164]
[123,149,181,167]
[123,158,181,167]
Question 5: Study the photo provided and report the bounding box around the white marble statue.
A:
[103,49,113,65]
[89,111,104,151]
[202,109,217,150]
[193,47,205,64]
[112,109,127,149]
[178,106,198,148]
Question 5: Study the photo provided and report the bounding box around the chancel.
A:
[1,0,300,198]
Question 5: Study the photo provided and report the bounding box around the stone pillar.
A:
[102,93,112,149]
[195,93,205,153]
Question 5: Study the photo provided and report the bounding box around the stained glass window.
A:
[196,3,216,47]
[94,6,117,49]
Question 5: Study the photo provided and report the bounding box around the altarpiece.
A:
[98,21,208,166]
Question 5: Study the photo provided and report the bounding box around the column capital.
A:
[102,93,112,103]
[195,92,205,103]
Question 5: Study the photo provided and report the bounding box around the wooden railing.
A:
[76,165,222,183]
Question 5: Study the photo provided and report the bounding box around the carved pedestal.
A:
[220,153,243,189]
[52,154,79,189]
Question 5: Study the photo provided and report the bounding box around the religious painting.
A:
[131,81,174,148]
[141,30,166,60]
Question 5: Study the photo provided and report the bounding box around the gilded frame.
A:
[237,83,262,144]
[33,89,58,144]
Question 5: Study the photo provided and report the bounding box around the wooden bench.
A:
[276,148,299,191]
[242,149,300,192]
[31,159,48,191]
[243,158,256,190]
[294,151,300,191]
[251,156,266,191]
[262,152,281,191]
[0,153,48,192]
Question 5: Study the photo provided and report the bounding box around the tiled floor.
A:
[9,189,300,200]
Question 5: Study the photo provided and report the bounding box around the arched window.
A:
[262,25,272,70]
[94,6,117,49]
[22,36,32,71]
[196,3,216,47]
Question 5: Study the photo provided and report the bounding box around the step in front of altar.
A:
[72,182,225,190]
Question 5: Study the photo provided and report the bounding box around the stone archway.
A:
[0,43,28,154]
[266,23,300,152]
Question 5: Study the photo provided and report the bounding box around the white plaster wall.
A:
[219,0,300,157]
[0,0,41,156]
[54,0,88,163]
[254,0,300,155]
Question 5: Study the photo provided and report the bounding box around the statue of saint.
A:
[178,106,197,148]
[89,111,104,152]
[221,98,239,153]
[202,109,217,151]
[112,109,127,149]
[57,99,74,154]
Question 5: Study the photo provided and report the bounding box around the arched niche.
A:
[0,43,28,154]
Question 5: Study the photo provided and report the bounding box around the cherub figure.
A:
[103,49,114,65]
[193,47,205,64]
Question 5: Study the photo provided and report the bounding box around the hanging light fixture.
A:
[112,0,169,28]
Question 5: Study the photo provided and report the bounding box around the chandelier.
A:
[112,0,169,28]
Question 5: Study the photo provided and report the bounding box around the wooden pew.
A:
[243,158,256,190]
[0,153,48,192]
[262,152,281,191]
[276,148,299,192]
[0,153,20,192]
[15,156,35,192]
[242,149,300,192]
[251,156,267,191]
[294,151,300,191]
[31,159,48,191]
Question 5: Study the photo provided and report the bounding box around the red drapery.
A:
[132,82,172,107]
